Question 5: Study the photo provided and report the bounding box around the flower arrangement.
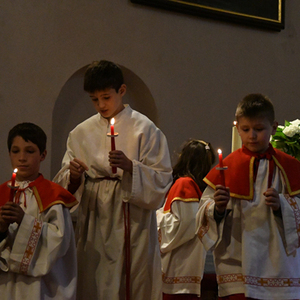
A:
[271,119,300,161]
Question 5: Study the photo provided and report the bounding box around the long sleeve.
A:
[158,201,200,253]
[1,204,75,277]
[278,193,300,255]
[196,186,226,252]
[52,156,85,211]
[158,177,202,252]
[124,128,173,210]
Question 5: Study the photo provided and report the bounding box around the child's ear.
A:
[271,121,278,135]
[119,84,127,96]
[40,150,47,161]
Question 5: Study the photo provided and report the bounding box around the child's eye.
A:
[103,97,110,100]
[11,149,19,154]
[26,147,37,154]
[91,98,98,102]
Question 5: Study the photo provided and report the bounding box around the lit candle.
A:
[110,118,115,137]
[217,149,225,186]
[231,121,242,152]
[218,149,223,168]
[9,168,18,202]
[110,118,115,150]
[110,118,117,173]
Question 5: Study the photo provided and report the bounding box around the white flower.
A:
[290,119,300,127]
[283,124,300,137]
[272,118,300,161]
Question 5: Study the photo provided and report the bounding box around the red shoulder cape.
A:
[0,174,78,212]
[204,145,300,200]
[163,177,202,213]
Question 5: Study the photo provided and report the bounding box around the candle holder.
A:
[106,133,119,138]
[7,183,18,203]
[7,182,19,190]
[216,166,228,171]
[216,166,228,187]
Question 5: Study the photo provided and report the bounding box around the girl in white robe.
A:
[157,139,215,299]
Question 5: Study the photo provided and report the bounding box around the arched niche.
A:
[51,64,158,178]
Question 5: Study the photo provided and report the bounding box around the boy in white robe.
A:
[53,60,173,300]
[0,122,78,300]
[197,94,300,300]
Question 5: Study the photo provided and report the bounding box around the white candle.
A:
[231,121,242,152]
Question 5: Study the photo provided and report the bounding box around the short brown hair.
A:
[235,93,275,124]
[84,60,124,93]
[8,123,47,154]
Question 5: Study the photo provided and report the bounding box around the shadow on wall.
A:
[51,64,158,178]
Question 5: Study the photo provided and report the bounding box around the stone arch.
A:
[51,64,158,178]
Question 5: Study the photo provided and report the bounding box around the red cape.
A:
[163,177,202,213]
[204,145,300,200]
[0,174,78,212]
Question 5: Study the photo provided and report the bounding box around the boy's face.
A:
[237,116,277,154]
[9,136,46,181]
[89,84,126,120]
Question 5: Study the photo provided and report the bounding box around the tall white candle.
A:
[231,121,242,152]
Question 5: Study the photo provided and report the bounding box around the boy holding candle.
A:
[0,122,78,299]
[53,60,173,300]
[197,94,300,300]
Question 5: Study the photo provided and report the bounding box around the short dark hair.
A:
[235,93,275,124]
[173,139,215,192]
[84,60,124,93]
[8,122,47,154]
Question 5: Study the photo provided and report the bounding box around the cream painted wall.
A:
[1,0,299,183]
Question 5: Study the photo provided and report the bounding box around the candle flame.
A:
[110,118,115,125]
[217,149,222,154]
[13,168,18,173]
[233,121,237,126]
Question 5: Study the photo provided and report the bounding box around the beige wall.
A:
[1,0,299,183]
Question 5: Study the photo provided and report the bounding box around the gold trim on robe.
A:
[204,145,300,200]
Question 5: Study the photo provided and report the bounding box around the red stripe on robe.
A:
[0,174,78,212]
[204,145,300,200]
[163,177,202,213]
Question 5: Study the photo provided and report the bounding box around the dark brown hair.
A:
[8,122,47,154]
[84,60,124,93]
[235,93,275,124]
[173,139,215,192]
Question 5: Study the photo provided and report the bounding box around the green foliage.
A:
[271,120,300,161]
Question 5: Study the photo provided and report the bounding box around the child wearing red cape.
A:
[197,94,300,300]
